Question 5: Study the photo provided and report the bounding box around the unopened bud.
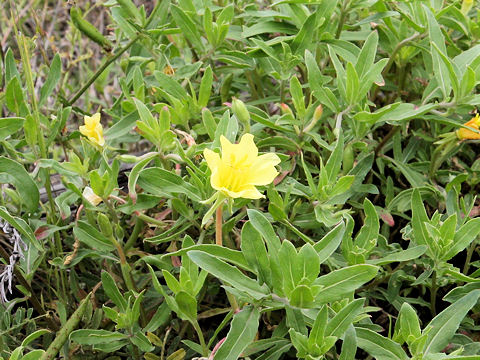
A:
[314,104,323,122]
[231,97,250,125]
[97,213,113,238]
[280,103,293,116]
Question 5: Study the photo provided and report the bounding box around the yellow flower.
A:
[457,114,480,140]
[79,113,105,146]
[203,134,280,199]
[82,186,103,206]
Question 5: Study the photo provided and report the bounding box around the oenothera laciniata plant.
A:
[356,290,480,360]
[406,188,480,316]
[158,210,379,359]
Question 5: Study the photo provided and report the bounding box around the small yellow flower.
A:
[79,113,105,146]
[203,134,280,199]
[457,114,480,140]
[82,186,103,206]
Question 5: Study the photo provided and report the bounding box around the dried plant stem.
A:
[216,203,223,246]
[0,243,59,331]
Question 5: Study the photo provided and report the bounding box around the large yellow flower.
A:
[79,113,105,146]
[457,114,480,140]
[203,134,280,199]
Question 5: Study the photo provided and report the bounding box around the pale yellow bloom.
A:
[203,134,280,199]
[82,186,103,206]
[79,113,105,146]
[457,114,480,140]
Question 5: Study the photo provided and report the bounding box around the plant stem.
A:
[40,293,92,360]
[216,203,224,246]
[67,34,142,106]
[430,270,438,317]
[124,218,144,251]
[463,238,477,275]
[192,320,208,356]
[0,243,59,331]
[135,212,166,227]
[335,0,351,39]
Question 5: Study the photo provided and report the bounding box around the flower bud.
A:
[313,104,323,122]
[118,154,140,163]
[343,143,354,174]
[97,213,113,238]
[231,97,250,125]
[279,103,293,116]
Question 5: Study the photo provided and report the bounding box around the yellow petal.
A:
[219,186,264,199]
[236,133,258,165]
[248,153,281,185]
[203,148,221,172]
[220,135,235,163]
[85,113,101,128]
[79,125,88,137]
[82,186,103,206]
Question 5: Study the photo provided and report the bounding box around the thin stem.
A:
[0,243,59,331]
[124,218,144,252]
[335,0,351,39]
[430,270,438,317]
[67,34,142,106]
[463,239,477,275]
[216,203,224,246]
[192,320,208,356]
[135,212,166,228]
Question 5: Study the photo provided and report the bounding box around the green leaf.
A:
[425,5,451,98]
[73,221,115,252]
[21,329,51,347]
[325,298,365,338]
[247,209,281,253]
[291,12,319,55]
[188,251,267,299]
[101,271,127,312]
[163,244,252,272]
[339,326,356,360]
[170,5,204,52]
[198,66,213,108]
[325,131,344,183]
[70,329,128,345]
[0,117,24,140]
[355,199,379,249]
[0,206,41,251]
[290,76,305,120]
[214,306,260,360]
[355,31,379,78]
[367,246,427,265]
[241,221,271,286]
[442,218,480,261]
[137,167,201,202]
[411,189,429,247]
[39,53,62,106]
[356,328,409,360]
[6,77,28,116]
[345,62,359,104]
[127,153,157,203]
[313,221,345,264]
[0,157,39,213]
[242,21,297,38]
[314,265,378,303]
[423,290,480,354]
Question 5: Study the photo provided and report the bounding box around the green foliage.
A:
[1,0,480,359]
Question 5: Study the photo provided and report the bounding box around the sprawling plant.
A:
[0,0,480,359]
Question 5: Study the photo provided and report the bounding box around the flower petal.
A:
[218,186,264,199]
[237,133,258,165]
[203,148,221,172]
[248,153,281,185]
